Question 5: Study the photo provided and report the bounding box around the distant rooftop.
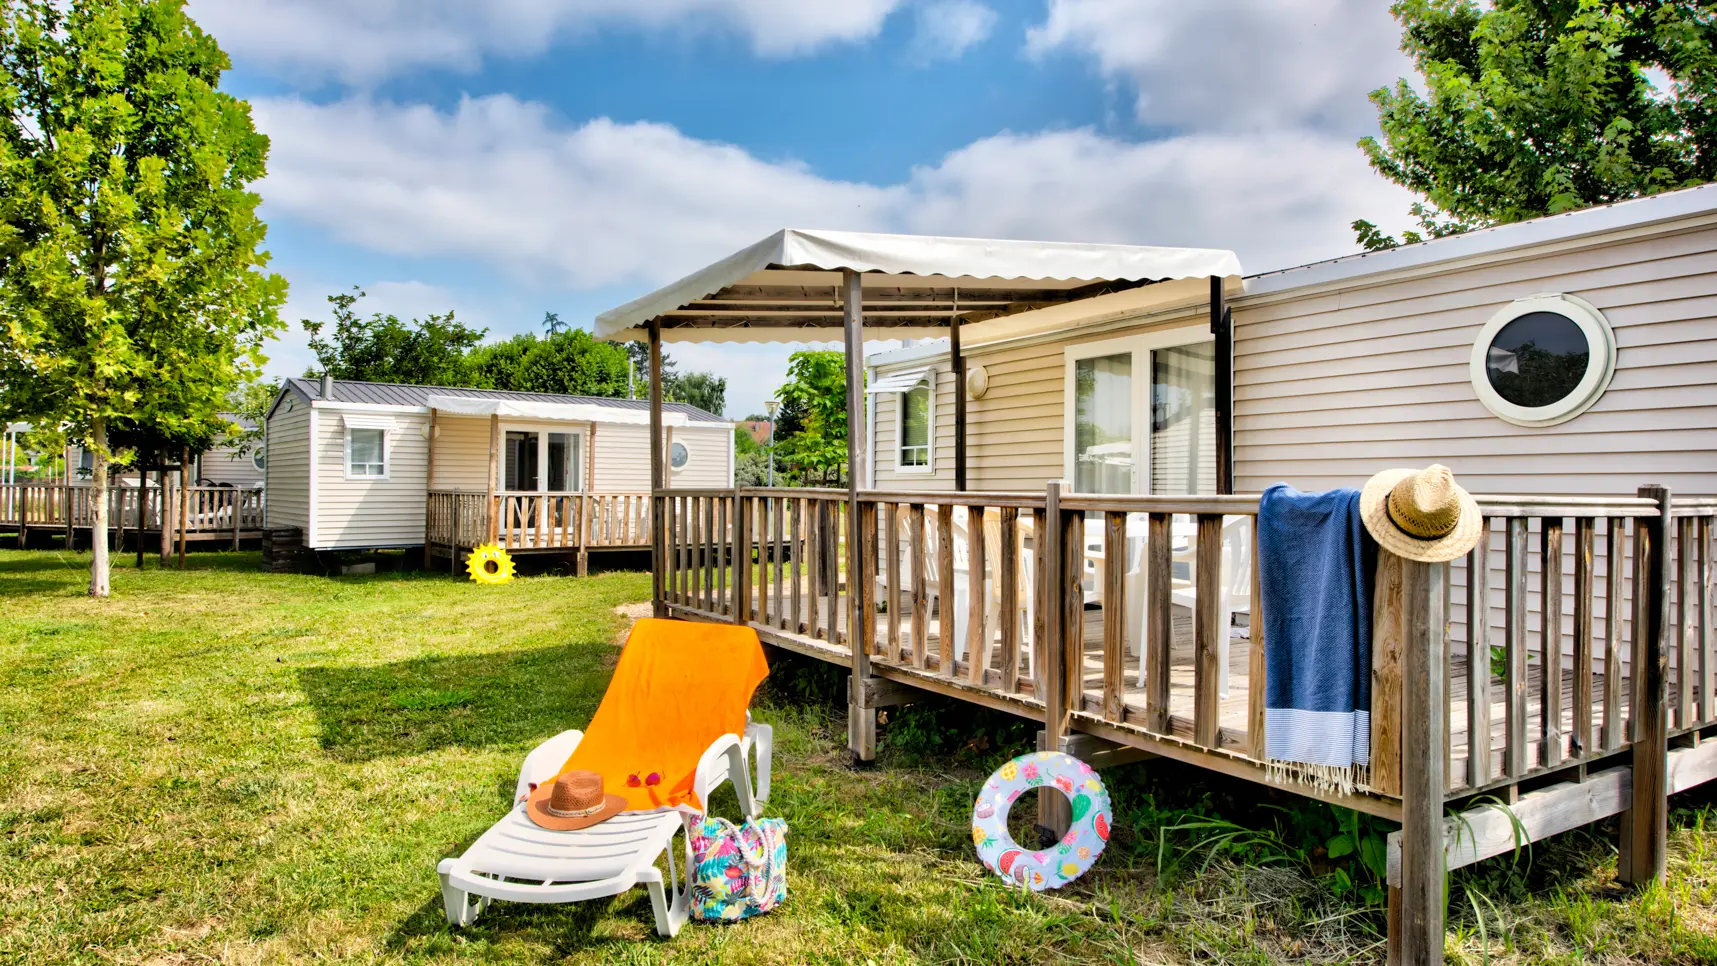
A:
[271,377,727,423]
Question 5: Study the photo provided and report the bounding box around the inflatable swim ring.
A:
[465,543,516,585]
[971,751,1111,891]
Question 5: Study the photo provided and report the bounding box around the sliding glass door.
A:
[1065,333,1216,495]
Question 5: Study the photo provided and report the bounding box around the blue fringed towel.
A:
[1257,484,1378,793]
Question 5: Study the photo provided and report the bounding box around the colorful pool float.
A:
[971,751,1111,891]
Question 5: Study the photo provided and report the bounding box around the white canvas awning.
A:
[424,395,692,427]
[595,229,1241,344]
[864,367,935,394]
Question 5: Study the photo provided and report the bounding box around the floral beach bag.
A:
[687,815,788,922]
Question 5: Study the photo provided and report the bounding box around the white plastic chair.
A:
[436,716,772,937]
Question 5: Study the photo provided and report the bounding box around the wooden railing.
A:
[656,486,1713,800]
[1,482,263,547]
[425,490,653,555]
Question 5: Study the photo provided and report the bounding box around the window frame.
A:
[1469,293,1615,428]
[344,426,389,480]
[670,439,691,473]
[894,371,936,475]
[1062,326,1214,495]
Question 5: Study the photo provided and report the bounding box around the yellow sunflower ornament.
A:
[465,544,516,585]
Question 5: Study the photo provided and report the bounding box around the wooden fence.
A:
[656,483,1717,964]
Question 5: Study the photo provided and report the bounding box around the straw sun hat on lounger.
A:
[1359,464,1483,563]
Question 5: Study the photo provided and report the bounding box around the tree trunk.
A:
[89,418,111,597]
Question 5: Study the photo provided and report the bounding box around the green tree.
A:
[302,288,485,386]
[468,328,630,396]
[666,370,726,417]
[541,310,565,335]
[1356,0,1717,248]
[0,0,286,596]
[773,350,848,485]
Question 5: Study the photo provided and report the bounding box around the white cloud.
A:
[190,0,904,84]
[254,93,1413,294]
[253,95,899,290]
[1025,0,1411,134]
[909,0,997,64]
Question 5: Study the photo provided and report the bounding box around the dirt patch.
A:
[611,601,652,645]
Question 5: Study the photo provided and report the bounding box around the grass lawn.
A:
[1,548,1715,965]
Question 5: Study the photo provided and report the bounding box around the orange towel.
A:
[557,618,768,812]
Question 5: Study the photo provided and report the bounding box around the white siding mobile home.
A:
[265,378,733,551]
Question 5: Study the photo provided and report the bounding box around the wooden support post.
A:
[1210,275,1233,495]
[951,316,966,492]
[938,503,956,676]
[1573,518,1594,759]
[486,414,501,545]
[1619,485,1671,886]
[648,321,665,618]
[136,473,147,569]
[841,269,876,764]
[1372,552,1405,797]
[1393,555,1447,966]
[1466,527,1492,787]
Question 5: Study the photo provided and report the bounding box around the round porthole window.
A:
[1469,294,1615,427]
[252,450,266,471]
[670,440,690,471]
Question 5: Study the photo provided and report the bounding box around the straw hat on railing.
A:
[1359,464,1483,563]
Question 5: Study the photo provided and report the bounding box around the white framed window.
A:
[1063,327,1216,495]
[671,440,690,472]
[1470,294,1615,427]
[345,426,388,479]
[896,376,935,473]
[252,449,266,471]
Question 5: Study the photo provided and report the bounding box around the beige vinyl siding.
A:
[430,414,492,490]
[1234,223,1717,496]
[312,409,429,549]
[264,406,310,531]
[430,414,733,492]
[199,440,265,487]
[872,367,956,490]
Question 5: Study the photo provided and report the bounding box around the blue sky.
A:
[191,0,1419,421]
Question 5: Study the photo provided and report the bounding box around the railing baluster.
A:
[1145,512,1172,735]
[1000,506,1020,695]
[885,503,900,662]
[938,504,956,677]
[1248,518,1266,761]
[1678,517,1695,729]
[966,505,988,685]
[1604,518,1625,751]
[821,499,837,641]
[1701,517,1713,725]
[1194,513,1223,748]
[1467,522,1492,787]
[910,504,927,669]
[1103,510,1126,721]
[1541,517,1564,767]
[736,495,753,622]
[1032,506,1047,697]
[772,497,784,629]
[787,498,800,633]
[1505,517,1529,779]
[1574,518,1594,758]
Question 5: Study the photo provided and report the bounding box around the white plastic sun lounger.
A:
[437,716,772,936]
